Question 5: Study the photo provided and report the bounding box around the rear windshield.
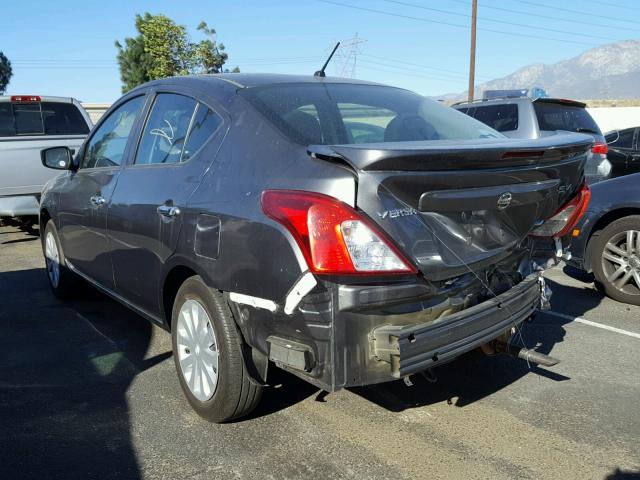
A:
[0,101,90,137]
[533,102,601,135]
[471,104,519,132]
[240,83,501,145]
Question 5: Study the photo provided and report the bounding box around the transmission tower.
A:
[332,34,366,78]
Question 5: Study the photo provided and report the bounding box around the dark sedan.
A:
[567,173,640,306]
[38,74,592,421]
[605,127,640,178]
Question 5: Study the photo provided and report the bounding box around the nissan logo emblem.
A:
[497,192,513,210]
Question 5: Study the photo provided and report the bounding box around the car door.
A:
[57,94,147,290]
[628,128,640,173]
[108,90,225,316]
[606,128,636,177]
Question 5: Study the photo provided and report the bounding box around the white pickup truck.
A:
[0,95,92,218]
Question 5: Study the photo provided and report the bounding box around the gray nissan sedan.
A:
[39,74,592,422]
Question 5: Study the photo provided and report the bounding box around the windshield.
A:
[0,101,90,137]
[533,102,601,135]
[241,83,502,145]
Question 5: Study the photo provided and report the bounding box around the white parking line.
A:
[545,311,640,339]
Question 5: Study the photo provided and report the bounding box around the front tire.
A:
[171,276,262,422]
[42,220,81,299]
[591,215,640,306]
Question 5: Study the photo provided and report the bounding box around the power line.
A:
[315,0,598,46]
[509,0,640,25]
[360,53,491,81]
[356,58,474,83]
[441,0,640,33]
[380,0,619,42]
[357,63,467,85]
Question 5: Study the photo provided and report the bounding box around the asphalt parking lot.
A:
[0,221,638,480]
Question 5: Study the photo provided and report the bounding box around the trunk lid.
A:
[309,133,592,280]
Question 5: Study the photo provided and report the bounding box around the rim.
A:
[176,299,219,402]
[601,229,640,296]
[44,232,60,288]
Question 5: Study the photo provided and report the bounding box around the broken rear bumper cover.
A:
[238,273,546,392]
[370,275,541,379]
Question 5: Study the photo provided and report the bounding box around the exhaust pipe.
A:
[496,341,559,367]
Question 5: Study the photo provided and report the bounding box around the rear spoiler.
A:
[533,98,587,108]
[308,134,594,172]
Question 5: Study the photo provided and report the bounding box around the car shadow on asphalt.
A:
[605,469,640,480]
[0,266,170,479]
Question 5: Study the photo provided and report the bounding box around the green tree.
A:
[0,52,12,95]
[115,13,238,93]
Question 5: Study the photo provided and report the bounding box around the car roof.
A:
[0,95,79,103]
[142,73,389,92]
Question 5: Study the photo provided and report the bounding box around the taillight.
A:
[592,142,608,155]
[261,190,417,275]
[530,182,591,238]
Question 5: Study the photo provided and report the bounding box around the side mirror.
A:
[41,147,73,170]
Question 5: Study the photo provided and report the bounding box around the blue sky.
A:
[1,0,638,103]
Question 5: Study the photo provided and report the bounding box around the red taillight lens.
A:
[10,95,41,103]
[592,142,608,155]
[530,182,591,238]
[261,190,417,275]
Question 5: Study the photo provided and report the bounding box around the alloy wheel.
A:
[176,299,220,402]
[44,232,60,288]
[601,229,640,296]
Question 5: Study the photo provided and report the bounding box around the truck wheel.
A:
[591,215,640,306]
[171,276,263,422]
[42,220,81,299]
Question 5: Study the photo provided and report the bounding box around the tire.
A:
[42,220,82,299]
[591,215,640,306]
[171,276,263,422]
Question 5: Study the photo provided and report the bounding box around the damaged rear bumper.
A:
[370,275,541,379]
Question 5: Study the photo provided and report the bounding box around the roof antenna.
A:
[314,42,340,77]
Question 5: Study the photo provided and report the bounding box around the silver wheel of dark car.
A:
[44,231,61,288]
[42,220,82,300]
[592,216,640,306]
[176,299,220,402]
[601,230,640,295]
[171,276,263,422]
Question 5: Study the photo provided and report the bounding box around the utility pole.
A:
[468,0,478,102]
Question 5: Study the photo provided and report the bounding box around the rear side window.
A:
[472,104,519,132]
[135,93,197,165]
[241,83,501,145]
[533,102,601,134]
[182,103,222,161]
[0,101,89,137]
[606,129,634,148]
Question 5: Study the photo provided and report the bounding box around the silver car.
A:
[453,97,612,184]
[0,95,92,218]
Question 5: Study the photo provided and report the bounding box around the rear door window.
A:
[0,101,89,136]
[533,102,601,134]
[471,104,519,132]
[135,93,197,165]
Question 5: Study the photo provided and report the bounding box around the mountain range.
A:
[439,39,640,101]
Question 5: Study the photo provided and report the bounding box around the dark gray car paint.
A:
[40,74,592,392]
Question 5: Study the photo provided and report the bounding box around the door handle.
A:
[90,195,106,206]
[157,205,181,218]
